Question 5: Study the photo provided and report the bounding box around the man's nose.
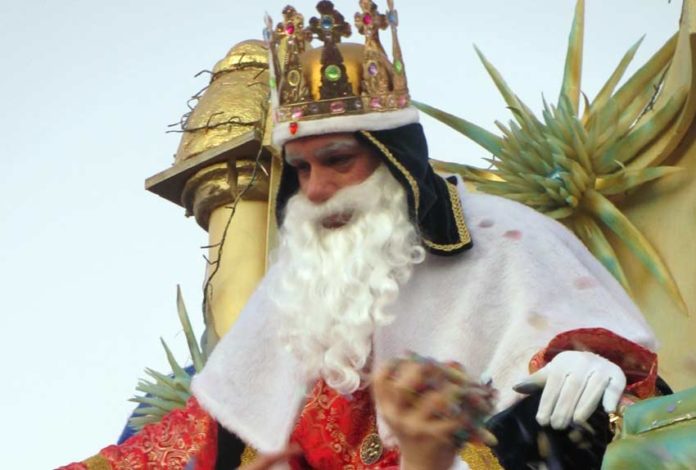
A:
[304,170,337,204]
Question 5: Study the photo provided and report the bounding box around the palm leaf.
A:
[413,100,502,156]
[595,166,683,195]
[430,159,503,183]
[177,285,205,372]
[572,214,631,292]
[128,287,209,432]
[583,190,686,313]
[418,4,685,311]
[587,36,644,120]
[610,33,677,115]
[474,45,522,111]
[597,89,687,172]
[559,0,585,114]
[129,396,182,413]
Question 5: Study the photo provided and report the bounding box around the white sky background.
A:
[0,0,680,468]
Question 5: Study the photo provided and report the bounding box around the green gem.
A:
[270,77,277,88]
[325,64,342,82]
[394,60,403,74]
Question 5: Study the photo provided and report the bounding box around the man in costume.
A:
[60,1,660,469]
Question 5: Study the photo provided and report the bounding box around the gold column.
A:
[183,159,271,344]
[146,40,275,350]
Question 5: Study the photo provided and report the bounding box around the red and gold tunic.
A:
[59,328,657,470]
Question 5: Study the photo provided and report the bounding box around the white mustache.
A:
[284,166,390,227]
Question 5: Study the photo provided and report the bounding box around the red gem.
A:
[289,122,299,135]
[286,23,295,35]
[363,13,373,25]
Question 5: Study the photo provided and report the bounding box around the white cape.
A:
[192,185,656,459]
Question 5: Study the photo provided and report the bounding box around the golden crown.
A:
[265,0,416,145]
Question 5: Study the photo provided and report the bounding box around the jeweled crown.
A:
[265,0,412,144]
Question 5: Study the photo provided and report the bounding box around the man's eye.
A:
[327,155,353,166]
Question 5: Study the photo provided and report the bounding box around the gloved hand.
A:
[513,350,626,430]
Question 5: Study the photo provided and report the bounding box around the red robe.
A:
[58,328,657,470]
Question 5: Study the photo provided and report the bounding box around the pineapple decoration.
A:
[417,0,688,311]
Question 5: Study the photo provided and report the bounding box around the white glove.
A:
[513,350,626,430]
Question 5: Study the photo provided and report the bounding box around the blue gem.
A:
[321,15,333,30]
[263,28,272,42]
[387,10,398,26]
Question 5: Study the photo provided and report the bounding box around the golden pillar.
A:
[146,40,278,350]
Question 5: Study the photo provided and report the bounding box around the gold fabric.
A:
[460,443,504,470]
[240,446,258,466]
[82,455,112,470]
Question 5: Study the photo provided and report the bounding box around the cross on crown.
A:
[308,1,352,45]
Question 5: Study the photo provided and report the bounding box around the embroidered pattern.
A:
[290,380,399,469]
[57,397,217,470]
[460,443,504,470]
[291,380,501,469]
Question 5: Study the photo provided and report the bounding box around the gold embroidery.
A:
[460,443,504,470]
[359,432,383,465]
[83,455,112,470]
[359,130,421,211]
[361,130,471,251]
[294,380,398,468]
[422,176,471,252]
[240,446,258,465]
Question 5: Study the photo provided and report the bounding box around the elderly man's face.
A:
[284,133,381,205]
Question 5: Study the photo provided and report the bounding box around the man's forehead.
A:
[284,134,362,162]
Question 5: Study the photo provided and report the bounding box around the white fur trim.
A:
[272,106,420,147]
[192,185,656,453]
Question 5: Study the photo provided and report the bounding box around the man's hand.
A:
[514,350,626,430]
[372,355,497,470]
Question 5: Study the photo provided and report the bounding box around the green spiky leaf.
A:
[588,36,644,118]
[559,0,585,114]
[128,287,209,432]
[572,214,630,291]
[177,285,205,372]
[413,100,502,156]
[595,166,683,195]
[583,190,686,312]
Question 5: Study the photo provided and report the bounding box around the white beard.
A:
[269,165,426,395]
